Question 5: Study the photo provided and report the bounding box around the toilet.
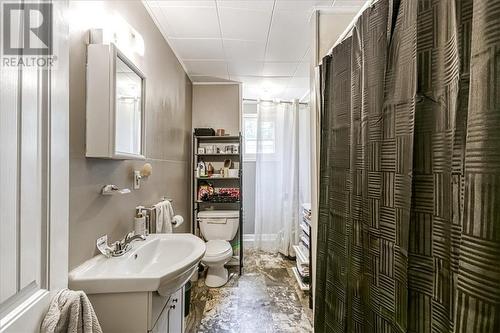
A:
[198,210,239,287]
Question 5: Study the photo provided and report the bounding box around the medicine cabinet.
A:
[86,43,146,159]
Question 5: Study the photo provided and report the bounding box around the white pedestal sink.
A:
[69,233,206,333]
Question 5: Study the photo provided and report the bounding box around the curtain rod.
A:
[243,98,309,105]
[326,0,378,57]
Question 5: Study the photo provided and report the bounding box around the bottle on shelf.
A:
[197,159,207,177]
[207,163,214,177]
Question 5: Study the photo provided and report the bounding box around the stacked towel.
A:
[155,200,174,233]
[40,289,102,333]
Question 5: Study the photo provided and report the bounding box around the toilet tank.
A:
[198,210,239,241]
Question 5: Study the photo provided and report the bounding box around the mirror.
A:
[86,43,146,160]
[115,55,143,156]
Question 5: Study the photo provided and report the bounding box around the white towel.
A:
[154,200,174,233]
[40,289,102,333]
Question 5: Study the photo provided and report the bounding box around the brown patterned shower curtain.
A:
[314,0,500,332]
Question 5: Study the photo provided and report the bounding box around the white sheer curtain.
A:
[254,101,310,256]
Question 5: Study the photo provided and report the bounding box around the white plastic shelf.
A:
[293,245,310,265]
[292,267,310,291]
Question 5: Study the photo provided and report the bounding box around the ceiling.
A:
[144,0,366,101]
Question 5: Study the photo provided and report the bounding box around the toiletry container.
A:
[197,160,207,177]
[134,211,146,235]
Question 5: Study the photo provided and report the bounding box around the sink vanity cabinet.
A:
[68,234,205,333]
[151,288,184,333]
[88,288,184,333]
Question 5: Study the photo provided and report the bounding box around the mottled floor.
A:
[185,249,313,333]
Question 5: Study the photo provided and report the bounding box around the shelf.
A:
[196,177,240,180]
[300,236,310,249]
[292,267,310,291]
[302,216,311,228]
[196,153,240,157]
[299,221,310,236]
[196,201,240,204]
[196,135,240,140]
[293,245,310,265]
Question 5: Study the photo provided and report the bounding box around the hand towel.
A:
[154,201,164,233]
[155,200,174,233]
[40,289,102,333]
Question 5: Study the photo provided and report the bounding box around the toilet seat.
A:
[204,240,232,258]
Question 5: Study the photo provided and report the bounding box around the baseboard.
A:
[243,234,255,248]
[243,234,278,248]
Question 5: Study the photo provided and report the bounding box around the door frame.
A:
[0,1,69,331]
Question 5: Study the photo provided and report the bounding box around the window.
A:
[243,113,257,159]
[242,102,276,161]
[257,120,276,154]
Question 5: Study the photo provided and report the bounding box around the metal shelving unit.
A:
[192,133,243,275]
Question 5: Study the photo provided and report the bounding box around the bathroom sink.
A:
[69,233,205,296]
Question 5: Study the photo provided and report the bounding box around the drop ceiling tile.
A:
[217,0,274,11]
[224,39,266,61]
[184,60,228,76]
[288,76,310,88]
[158,6,220,38]
[244,84,286,100]
[295,62,310,77]
[230,75,264,86]
[261,77,290,97]
[283,87,310,101]
[275,0,333,11]
[227,61,264,76]
[242,84,263,100]
[333,0,367,8]
[219,7,272,40]
[264,89,287,100]
[302,47,311,60]
[262,62,299,76]
[265,10,310,61]
[151,1,216,8]
[169,38,225,60]
[262,77,290,86]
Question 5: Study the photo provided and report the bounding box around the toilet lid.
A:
[205,240,232,257]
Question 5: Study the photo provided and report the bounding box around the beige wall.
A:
[192,84,241,135]
[69,1,192,270]
[317,13,356,64]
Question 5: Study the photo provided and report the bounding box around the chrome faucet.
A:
[112,232,146,257]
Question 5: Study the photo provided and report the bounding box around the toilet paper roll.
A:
[172,215,184,228]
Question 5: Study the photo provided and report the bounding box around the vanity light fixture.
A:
[134,163,153,190]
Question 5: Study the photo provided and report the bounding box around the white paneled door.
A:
[0,1,69,332]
